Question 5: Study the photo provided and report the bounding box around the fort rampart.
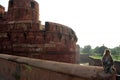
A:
[0,0,79,63]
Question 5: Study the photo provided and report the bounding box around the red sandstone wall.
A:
[0,21,78,63]
[0,0,79,63]
[7,0,39,21]
[0,5,5,18]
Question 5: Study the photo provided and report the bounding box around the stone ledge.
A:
[0,54,115,80]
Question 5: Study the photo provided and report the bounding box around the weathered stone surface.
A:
[0,54,116,80]
[0,0,79,63]
[0,5,5,18]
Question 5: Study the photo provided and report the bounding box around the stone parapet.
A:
[0,54,116,80]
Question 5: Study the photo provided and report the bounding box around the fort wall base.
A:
[0,54,116,80]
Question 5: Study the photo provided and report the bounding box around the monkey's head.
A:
[103,49,111,56]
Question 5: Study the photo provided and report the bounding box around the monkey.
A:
[101,49,116,74]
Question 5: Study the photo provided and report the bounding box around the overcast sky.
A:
[1,0,120,48]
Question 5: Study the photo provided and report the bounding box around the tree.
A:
[98,45,108,55]
[93,46,99,53]
[93,45,108,55]
[111,46,120,55]
[82,45,92,54]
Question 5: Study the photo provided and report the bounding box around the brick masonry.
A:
[0,0,80,63]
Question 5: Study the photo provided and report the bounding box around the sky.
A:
[1,0,120,48]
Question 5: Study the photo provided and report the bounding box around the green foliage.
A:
[24,64,32,71]
[82,45,92,54]
[93,46,99,53]
[90,55,120,61]
[81,45,120,61]
[112,55,120,61]
[92,45,108,56]
[97,45,108,55]
[111,46,120,55]
[90,55,102,59]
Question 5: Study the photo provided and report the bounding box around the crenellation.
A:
[0,0,79,63]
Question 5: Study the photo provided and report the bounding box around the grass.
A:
[89,55,102,59]
[90,55,120,61]
[112,55,120,61]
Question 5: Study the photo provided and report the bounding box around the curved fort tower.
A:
[0,0,79,63]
